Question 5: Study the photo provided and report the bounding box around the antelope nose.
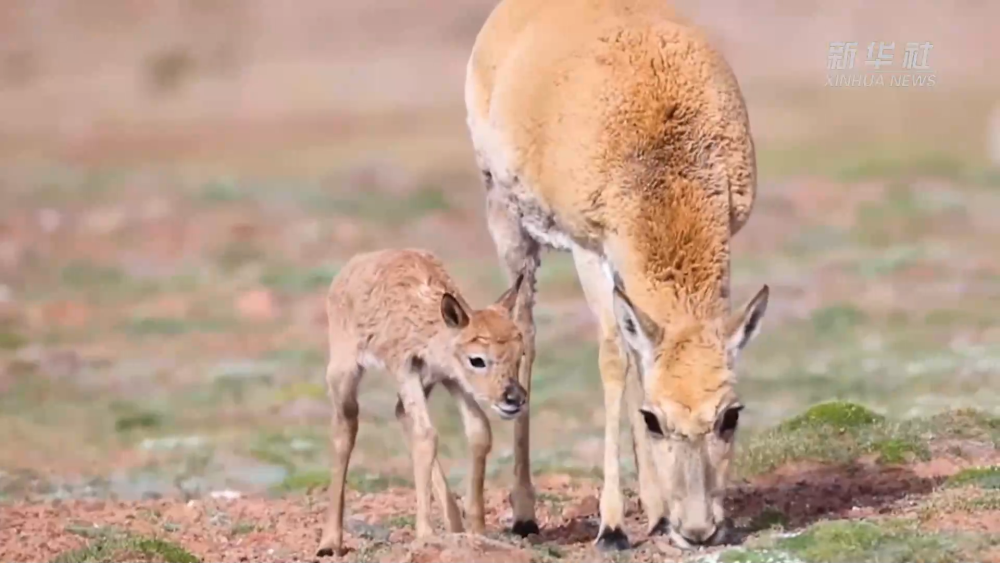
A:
[502,382,527,406]
[678,522,717,546]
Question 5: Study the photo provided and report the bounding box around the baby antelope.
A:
[316,248,528,557]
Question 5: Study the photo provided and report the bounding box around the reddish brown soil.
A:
[2,451,996,563]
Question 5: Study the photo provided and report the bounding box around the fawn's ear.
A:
[494,273,524,315]
[725,284,769,363]
[441,293,471,329]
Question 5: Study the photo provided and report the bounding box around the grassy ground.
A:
[1,135,998,561]
[2,139,997,498]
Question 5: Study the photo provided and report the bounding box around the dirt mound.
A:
[731,460,941,528]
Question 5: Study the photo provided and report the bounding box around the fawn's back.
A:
[326,248,526,408]
[327,249,471,365]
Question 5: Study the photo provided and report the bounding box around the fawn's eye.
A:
[468,356,487,369]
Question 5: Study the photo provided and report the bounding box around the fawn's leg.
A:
[443,379,493,534]
[317,355,363,557]
[395,384,464,533]
[398,369,438,538]
[485,186,540,536]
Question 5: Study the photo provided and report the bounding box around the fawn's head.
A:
[439,275,527,420]
[612,281,769,549]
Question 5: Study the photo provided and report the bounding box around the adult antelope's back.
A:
[465,0,771,550]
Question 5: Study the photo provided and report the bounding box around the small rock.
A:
[210,489,242,501]
[346,518,391,543]
[141,435,207,451]
[498,507,514,528]
[651,538,684,557]
[209,512,232,527]
[236,289,277,321]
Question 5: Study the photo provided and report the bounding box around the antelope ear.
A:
[441,293,471,329]
[612,284,661,360]
[494,273,524,315]
[725,285,769,361]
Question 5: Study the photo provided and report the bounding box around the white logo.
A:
[826,41,936,88]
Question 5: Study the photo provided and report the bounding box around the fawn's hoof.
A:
[595,526,631,551]
[316,545,345,558]
[511,519,540,537]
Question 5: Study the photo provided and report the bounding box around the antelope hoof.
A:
[595,526,630,551]
[511,519,540,537]
[650,517,670,536]
[316,545,346,558]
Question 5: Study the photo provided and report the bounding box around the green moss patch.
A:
[920,409,1000,441]
[348,471,411,493]
[0,327,27,350]
[272,469,330,493]
[776,520,964,563]
[946,466,1000,490]
[738,402,928,476]
[718,549,800,563]
[870,437,926,464]
[779,401,885,432]
[272,469,409,494]
[723,519,990,563]
[53,531,198,563]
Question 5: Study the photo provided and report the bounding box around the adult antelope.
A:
[464,0,770,550]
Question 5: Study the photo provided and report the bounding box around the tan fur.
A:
[465,0,769,549]
[315,248,527,557]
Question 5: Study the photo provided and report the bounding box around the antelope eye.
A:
[717,405,743,438]
[639,408,664,438]
[468,356,487,369]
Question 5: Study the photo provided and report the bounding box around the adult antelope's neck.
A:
[607,175,733,324]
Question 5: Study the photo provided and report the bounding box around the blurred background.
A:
[1,0,998,501]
